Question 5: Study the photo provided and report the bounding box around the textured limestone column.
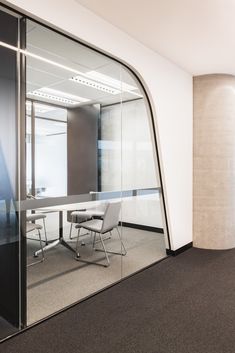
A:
[194,74,235,249]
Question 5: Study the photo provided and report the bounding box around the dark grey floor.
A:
[1,247,235,353]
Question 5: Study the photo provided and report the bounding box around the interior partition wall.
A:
[0,4,169,341]
[0,7,25,339]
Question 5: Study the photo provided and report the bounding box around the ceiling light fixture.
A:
[69,76,120,95]
[28,90,79,105]
[0,40,143,98]
[87,71,138,92]
[27,87,90,106]
[39,88,90,103]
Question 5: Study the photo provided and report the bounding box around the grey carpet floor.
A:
[27,227,166,324]
[1,247,235,353]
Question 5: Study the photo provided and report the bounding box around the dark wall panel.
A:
[67,105,99,195]
[0,10,18,45]
[0,9,21,329]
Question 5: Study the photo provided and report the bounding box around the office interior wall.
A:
[100,99,163,228]
[67,105,99,195]
[6,0,193,250]
[194,74,235,249]
[35,133,67,197]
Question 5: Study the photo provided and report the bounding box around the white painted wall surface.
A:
[5,0,193,250]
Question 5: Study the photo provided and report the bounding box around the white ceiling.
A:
[75,0,235,76]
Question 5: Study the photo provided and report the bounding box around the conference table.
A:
[34,201,105,257]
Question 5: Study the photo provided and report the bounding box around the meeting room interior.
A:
[0,13,168,332]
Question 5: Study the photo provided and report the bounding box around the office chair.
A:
[26,213,48,244]
[27,194,48,244]
[68,203,107,240]
[26,221,45,267]
[75,201,126,267]
[68,210,92,240]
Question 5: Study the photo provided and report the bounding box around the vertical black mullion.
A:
[19,16,27,329]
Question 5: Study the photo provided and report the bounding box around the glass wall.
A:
[0,5,169,339]
[0,7,23,340]
[26,102,67,197]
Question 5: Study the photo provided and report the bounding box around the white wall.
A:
[35,133,67,197]
[5,0,193,250]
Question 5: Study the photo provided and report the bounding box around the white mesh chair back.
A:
[101,201,121,233]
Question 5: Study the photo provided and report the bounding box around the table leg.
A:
[33,210,76,257]
[59,210,63,239]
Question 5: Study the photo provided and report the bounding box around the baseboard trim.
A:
[119,222,164,234]
[166,242,193,256]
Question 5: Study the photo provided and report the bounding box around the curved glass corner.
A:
[0,5,169,340]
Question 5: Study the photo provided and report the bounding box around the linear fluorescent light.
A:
[0,40,86,76]
[39,88,90,103]
[87,71,137,92]
[70,76,120,95]
[0,40,142,98]
[0,40,18,52]
[28,90,78,105]
[27,88,90,105]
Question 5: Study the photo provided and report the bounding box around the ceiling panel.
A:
[26,66,64,89]
[27,20,112,71]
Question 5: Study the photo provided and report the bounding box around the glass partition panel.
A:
[34,104,67,197]
[25,19,123,325]
[120,86,166,276]
[100,69,166,278]
[0,7,24,341]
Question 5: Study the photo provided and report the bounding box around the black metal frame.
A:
[18,15,27,329]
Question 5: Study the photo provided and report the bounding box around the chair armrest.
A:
[26,213,46,221]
